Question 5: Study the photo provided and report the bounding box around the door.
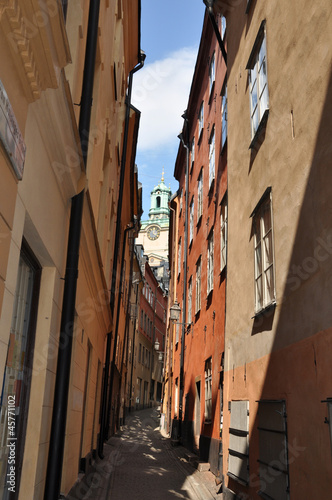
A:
[194,380,201,450]
[0,241,41,499]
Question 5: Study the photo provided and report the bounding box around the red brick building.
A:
[168,10,227,476]
[134,253,167,409]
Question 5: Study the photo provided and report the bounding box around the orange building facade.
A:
[167,11,228,476]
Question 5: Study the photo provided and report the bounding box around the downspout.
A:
[106,223,135,436]
[119,222,136,424]
[178,115,190,441]
[110,52,146,314]
[104,53,145,438]
[43,1,101,499]
[203,0,227,66]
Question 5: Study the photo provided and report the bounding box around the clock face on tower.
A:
[147,225,160,240]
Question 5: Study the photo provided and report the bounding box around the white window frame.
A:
[209,52,215,96]
[189,197,194,244]
[253,190,275,313]
[247,22,269,140]
[221,82,227,148]
[204,357,212,422]
[209,126,215,189]
[191,137,195,169]
[220,197,227,271]
[196,257,201,314]
[178,237,182,276]
[188,277,192,325]
[197,169,203,223]
[207,229,214,295]
[221,15,226,39]
[198,101,204,139]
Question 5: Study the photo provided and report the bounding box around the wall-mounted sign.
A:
[0,80,26,180]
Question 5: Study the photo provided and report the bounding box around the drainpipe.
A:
[104,52,145,440]
[106,223,135,436]
[203,0,227,66]
[178,113,190,441]
[110,52,146,314]
[43,1,101,499]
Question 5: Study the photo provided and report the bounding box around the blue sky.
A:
[132,0,206,219]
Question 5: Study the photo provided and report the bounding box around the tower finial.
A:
[161,167,164,182]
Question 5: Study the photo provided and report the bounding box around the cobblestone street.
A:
[70,408,222,500]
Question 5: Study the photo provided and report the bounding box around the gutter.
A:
[43,1,101,499]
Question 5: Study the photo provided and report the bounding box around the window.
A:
[189,197,194,244]
[209,52,215,96]
[253,190,275,313]
[204,358,212,422]
[191,137,195,169]
[138,343,142,363]
[257,400,290,499]
[197,169,203,223]
[221,15,226,39]
[247,22,269,140]
[195,258,201,313]
[221,82,227,148]
[207,230,214,295]
[179,188,183,215]
[220,197,227,271]
[188,277,193,325]
[178,237,182,276]
[198,101,204,139]
[209,127,215,188]
[156,196,161,208]
[228,400,250,485]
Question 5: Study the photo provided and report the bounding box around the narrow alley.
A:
[69,408,222,500]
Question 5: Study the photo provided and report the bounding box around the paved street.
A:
[70,408,222,500]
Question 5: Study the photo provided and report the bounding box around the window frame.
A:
[189,196,194,244]
[178,237,182,277]
[209,126,215,189]
[195,257,202,314]
[220,196,228,272]
[207,229,214,295]
[221,80,228,149]
[247,21,269,145]
[204,357,212,422]
[198,101,204,141]
[252,188,276,314]
[197,168,203,223]
[209,52,215,97]
[188,276,193,326]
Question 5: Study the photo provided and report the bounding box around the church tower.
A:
[136,170,171,269]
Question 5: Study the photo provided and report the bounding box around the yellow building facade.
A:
[0,1,142,499]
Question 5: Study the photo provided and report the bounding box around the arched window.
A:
[156,196,161,208]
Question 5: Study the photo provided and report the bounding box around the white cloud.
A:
[132,47,198,151]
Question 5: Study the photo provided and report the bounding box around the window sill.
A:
[219,265,226,277]
[206,288,213,300]
[252,300,276,319]
[249,109,269,150]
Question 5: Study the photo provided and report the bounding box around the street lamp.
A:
[170,301,181,322]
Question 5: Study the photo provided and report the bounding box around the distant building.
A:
[136,171,172,273]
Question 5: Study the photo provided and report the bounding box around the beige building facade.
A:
[211,0,332,499]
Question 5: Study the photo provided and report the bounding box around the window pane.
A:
[255,242,262,278]
[255,276,263,310]
[263,231,273,268]
[264,265,274,304]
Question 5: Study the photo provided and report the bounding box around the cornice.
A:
[0,0,71,102]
